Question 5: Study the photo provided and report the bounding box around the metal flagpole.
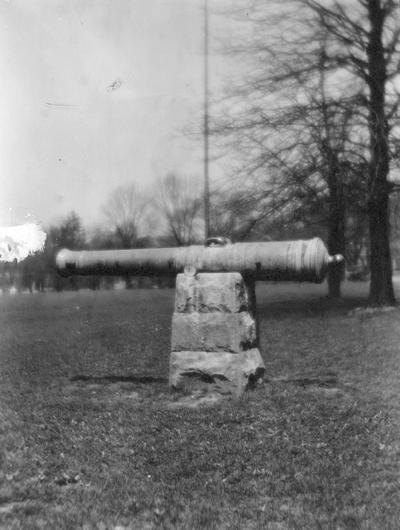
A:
[204,0,210,239]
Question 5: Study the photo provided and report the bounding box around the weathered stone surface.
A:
[169,349,265,396]
[174,272,251,313]
[171,312,257,352]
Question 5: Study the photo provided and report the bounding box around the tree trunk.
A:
[322,137,345,298]
[369,194,395,305]
[366,0,396,306]
[327,190,345,298]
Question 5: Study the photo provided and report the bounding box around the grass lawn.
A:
[1,280,400,529]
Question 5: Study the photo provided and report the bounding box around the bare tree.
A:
[207,189,262,242]
[215,0,400,304]
[103,184,148,249]
[155,173,202,246]
[296,0,400,304]
[46,211,86,291]
[215,4,365,297]
[102,184,150,288]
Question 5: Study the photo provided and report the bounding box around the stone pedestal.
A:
[169,272,265,396]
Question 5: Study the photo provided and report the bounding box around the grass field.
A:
[1,281,400,529]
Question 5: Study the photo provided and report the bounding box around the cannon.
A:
[56,238,343,396]
[56,237,342,283]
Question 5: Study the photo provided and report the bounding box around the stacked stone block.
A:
[169,272,265,396]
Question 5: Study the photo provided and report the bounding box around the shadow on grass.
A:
[70,374,168,384]
[258,295,368,319]
[265,371,339,387]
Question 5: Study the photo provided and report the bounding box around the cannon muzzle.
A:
[56,238,343,283]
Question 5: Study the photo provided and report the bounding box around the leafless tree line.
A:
[100,176,261,249]
[4,166,400,294]
[209,0,400,304]
[5,0,400,306]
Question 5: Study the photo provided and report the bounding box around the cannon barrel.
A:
[56,238,343,283]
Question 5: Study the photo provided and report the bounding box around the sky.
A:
[0,0,226,229]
